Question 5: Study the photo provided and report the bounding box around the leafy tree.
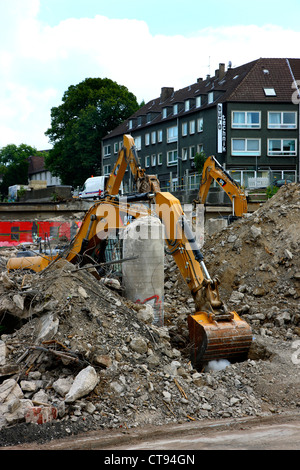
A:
[45,78,140,187]
[194,150,207,175]
[0,144,38,198]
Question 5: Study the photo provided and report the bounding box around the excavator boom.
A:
[153,192,252,369]
[197,155,248,217]
[105,134,160,196]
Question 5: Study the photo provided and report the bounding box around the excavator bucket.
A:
[188,311,252,370]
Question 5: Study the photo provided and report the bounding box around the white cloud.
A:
[1,0,300,149]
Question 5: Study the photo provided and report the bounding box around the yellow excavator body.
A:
[7,254,57,273]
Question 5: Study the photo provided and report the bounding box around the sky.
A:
[1,0,300,150]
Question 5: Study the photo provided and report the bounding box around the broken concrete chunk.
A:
[36,312,59,342]
[0,379,23,404]
[129,337,148,354]
[1,273,15,289]
[13,294,24,311]
[20,380,38,393]
[136,304,154,324]
[52,377,74,397]
[0,340,7,366]
[93,354,112,369]
[65,366,99,403]
[110,381,125,394]
[229,291,244,303]
[78,286,88,299]
[284,249,293,260]
[250,225,262,239]
[5,399,33,426]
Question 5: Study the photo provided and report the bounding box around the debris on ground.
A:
[0,183,300,447]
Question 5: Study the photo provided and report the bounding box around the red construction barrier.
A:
[0,221,81,246]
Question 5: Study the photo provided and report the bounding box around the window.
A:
[197,117,203,132]
[268,139,297,156]
[208,92,214,104]
[135,136,142,151]
[185,100,190,112]
[103,145,111,157]
[196,96,202,108]
[182,148,188,161]
[137,116,142,127]
[145,155,150,167]
[189,120,195,134]
[151,154,156,166]
[182,122,188,136]
[128,120,133,130]
[158,153,163,165]
[158,129,163,142]
[268,112,297,129]
[173,104,178,115]
[232,111,261,129]
[145,133,150,146]
[151,131,156,144]
[114,142,119,154]
[232,138,261,156]
[167,126,178,143]
[103,164,111,175]
[162,108,168,119]
[167,150,178,166]
[264,88,276,96]
[189,146,195,159]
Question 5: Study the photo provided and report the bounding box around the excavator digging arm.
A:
[196,155,248,217]
[154,192,231,319]
[154,192,252,369]
[105,134,160,196]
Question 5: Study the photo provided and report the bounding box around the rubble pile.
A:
[0,183,300,447]
[202,182,300,340]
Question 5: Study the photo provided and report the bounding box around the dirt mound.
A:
[202,183,300,334]
[1,184,300,448]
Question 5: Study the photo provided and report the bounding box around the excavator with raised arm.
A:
[7,135,252,369]
[195,155,248,218]
[105,134,161,196]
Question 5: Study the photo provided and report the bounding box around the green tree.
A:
[194,150,207,175]
[45,78,140,187]
[0,144,37,198]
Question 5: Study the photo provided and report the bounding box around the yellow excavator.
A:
[7,135,252,369]
[105,134,161,196]
[195,155,248,218]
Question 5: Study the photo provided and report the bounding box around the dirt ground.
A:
[0,183,300,449]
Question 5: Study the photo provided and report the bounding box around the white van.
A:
[79,176,108,199]
[79,175,123,199]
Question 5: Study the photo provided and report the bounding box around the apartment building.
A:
[102,58,300,191]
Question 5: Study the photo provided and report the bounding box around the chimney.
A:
[160,87,174,102]
[197,77,203,83]
[219,63,225,79]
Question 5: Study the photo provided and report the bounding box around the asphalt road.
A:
[2,413,300,451]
